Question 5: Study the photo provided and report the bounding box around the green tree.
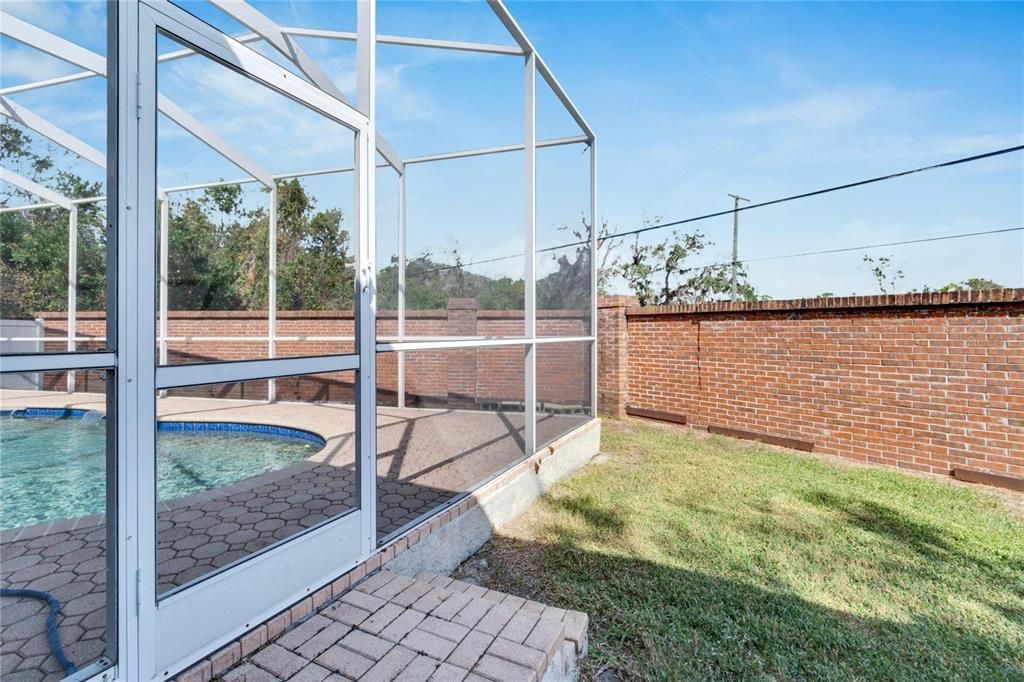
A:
[938,277,1002,292]
[379,245,526,312]
[479,276,525,310]
[1,122,106,318]
[537,213,594,310]
[164,196,241,310]
[616,230,759,306]
[184,178,355,311]
[274,180,354,310]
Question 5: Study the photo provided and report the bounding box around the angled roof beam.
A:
[209,0,404,173]
[157,95,275,189]
[0,32,263,97]
[1,14,273,190]
[0,11,403,174]
[208,0,349,104]
[281,26,523,56]
[485,0,594,142]
[0,97,106,169]
[0,166,75,210]
[0,11,105,75]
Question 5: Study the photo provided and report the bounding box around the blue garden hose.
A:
[1,588,77,675]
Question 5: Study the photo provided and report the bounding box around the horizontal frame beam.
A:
[0,351,116,373]
[533,336,594,344]
[0,23,522,100]
[0,33,262,97]
[155,353,360,389]
[0,11,106,75]
[376,337,530,352]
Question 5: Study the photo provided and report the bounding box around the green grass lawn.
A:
[470,420,1024,681]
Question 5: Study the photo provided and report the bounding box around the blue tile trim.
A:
[156,421,326,448]
[1,410,326,448]
[0,407,95,419]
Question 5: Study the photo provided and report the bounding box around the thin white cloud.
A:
[2,1,72,33]
[723,85,941,130]
[0,44,80,85]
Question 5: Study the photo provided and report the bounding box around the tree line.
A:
[1,121,591,317]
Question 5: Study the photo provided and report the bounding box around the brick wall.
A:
[598,290,1024,479]
[34,302,590,408]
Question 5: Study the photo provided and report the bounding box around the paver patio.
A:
[214,569,587,682]
[0,391,586,680]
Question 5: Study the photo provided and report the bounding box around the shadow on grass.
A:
[549,494,627,537]
[481,533,1024,682]
[799,490,1024,588]
[801,490,951,558]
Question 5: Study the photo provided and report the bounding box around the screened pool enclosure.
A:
[0,1,596,679]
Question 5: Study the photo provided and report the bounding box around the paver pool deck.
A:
[0,390,586,680]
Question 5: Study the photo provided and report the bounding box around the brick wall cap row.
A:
[618,288,1024,317]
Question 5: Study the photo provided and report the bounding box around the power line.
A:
[388,144,1024,280]
[605,144,1024,242]
[673,226,1024,275]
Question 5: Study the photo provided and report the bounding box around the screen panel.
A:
[376,345,527,542]
[155,371,357,596]
[536,341,593,448]
[156,33,358,366]
[0,2,110,357]
[0,369,115,675]
[536,143,592,337]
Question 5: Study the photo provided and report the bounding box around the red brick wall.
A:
[598,290,1024,479]
[34,302,590,408]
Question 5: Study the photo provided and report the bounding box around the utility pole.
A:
[728,193,749,301]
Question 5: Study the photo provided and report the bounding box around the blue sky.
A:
[508,0,1024,296]
[2,1,1021,298]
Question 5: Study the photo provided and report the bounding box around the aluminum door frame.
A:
[130,2,375,678]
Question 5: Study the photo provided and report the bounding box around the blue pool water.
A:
[0,412,325,529]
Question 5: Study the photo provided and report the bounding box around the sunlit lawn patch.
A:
[471,420,1024,681]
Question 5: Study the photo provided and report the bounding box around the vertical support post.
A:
[268,184,278,402]
[67,205,78,393]
[524,51,536,455]
[158,196,169,368]
[134,5,158,676]
[356,0,378,554]
[589,139,598,416]
[397,171,406,408]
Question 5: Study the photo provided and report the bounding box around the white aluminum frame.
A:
[0,1,596,680]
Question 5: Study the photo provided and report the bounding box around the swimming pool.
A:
[0,410,326,529]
